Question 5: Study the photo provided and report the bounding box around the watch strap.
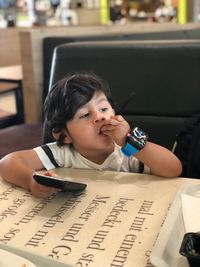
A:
[121,126,148,158]
[121,142,138,158]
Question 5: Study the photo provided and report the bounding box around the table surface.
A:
[0,65,22,81]
[0,169,199,267]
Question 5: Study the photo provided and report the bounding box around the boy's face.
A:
[65,91,115,155]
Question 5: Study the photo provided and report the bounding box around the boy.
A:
[0,72,182,198]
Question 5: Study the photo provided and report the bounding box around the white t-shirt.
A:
[34,142,150,174]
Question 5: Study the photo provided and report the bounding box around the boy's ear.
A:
[52,129,72,144]
[63,131,73,144]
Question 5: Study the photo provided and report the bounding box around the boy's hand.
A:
[30,171,59,198]
[101,115,130,147]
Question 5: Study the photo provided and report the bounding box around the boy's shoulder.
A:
[34,143,73,169]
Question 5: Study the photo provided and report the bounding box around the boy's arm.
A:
[0,150,57,197]
[0,150,43,189]
[134,141,182,178]
[101,115,182,178]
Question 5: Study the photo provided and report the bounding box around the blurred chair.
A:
[43,39,200,150]
[0,62,45,159]
[0,80,42,159]
[0,81,24,129]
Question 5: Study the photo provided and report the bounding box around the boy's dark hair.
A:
[43,72,114,146]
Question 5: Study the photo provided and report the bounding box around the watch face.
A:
[128,127,148,150]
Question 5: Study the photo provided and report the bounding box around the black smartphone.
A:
[33,173,87,192]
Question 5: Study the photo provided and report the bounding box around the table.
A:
[0,65,24,124]
[0,169,199,267]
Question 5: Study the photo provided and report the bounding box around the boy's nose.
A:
[93,116,106,124]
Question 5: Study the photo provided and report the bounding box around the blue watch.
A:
[121,127,148,158]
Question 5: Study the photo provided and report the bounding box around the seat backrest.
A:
[44,39,200,149]
[42,29,200,101]
[43,34,126,101]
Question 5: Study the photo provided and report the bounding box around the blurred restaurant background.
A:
[0,0,198,27]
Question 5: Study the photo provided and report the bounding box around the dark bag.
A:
[173,114,200,178]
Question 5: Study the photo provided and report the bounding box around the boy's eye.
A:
[79,113,89,119]
[100,107,108,112]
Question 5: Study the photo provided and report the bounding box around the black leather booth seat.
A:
[43,40,200,150]
[43,28,200,99]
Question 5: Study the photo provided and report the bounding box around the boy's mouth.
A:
[99,130,104,135]
[99,126,105,136]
